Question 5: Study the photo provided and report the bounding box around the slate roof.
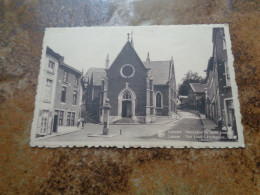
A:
[189,83,206,93]
[148,61,171,85]
[85,41,173,86]
[84,68,106,86]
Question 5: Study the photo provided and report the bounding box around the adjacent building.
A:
[35,47,82,137]
[82,35,178,124]
[188,83,206,113]
[205,28,237,132]
[178,95,189,110]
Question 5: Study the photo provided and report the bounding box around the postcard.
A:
[30,25,244,148]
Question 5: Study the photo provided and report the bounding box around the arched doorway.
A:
[122,91,132,118]
[118,88,136,119]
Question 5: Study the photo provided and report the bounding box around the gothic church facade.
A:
[82,35,177,124]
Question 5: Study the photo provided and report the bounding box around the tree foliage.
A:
[178,71,205,96]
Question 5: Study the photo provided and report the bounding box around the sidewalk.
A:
[189,110,216,130]
[36,128,82,141]
[202,117,217,130]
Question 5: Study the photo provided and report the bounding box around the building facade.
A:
[205,28,237,133]
[188,83,206,113]
[53,58,82,134]
[178,95,189,110]
[83,36,178,124]
[35,47,82,137]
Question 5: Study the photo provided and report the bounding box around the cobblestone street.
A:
[37,111,222,143]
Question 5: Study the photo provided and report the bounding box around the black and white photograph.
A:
[30,25,244,148]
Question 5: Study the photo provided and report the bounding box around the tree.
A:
[178,71,204,96]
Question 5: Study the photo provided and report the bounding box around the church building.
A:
[82,34,177,124]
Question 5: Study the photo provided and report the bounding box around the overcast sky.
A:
[43,25,224,85]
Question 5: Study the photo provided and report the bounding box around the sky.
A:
[43,25,222,86]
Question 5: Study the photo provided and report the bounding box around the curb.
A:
[36,129,82,140]
[110,113,181,125]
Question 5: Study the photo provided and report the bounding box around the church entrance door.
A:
[122,100,132,118]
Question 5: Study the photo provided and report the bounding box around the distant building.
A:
[178,95,189,110]
[35,47,82,137]
[82,35,178,124]
[188,83,206,113]
[82,68,106,122]
[205,28,236,132]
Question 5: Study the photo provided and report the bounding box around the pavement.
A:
[202,117,217,130]
[37,111,223,143]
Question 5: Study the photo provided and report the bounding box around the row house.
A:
[34,47,82,137]
[205,28,237,133]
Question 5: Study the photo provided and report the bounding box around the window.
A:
[220,29,226,50]
[224,61,230,79]
[40,110,49,133]
[75,76,79,86]
[66,112,71,126]
[73,91,77,105]
[48,60,55,74]
[63,71,68,82]
[71,112,75,126]
[123,91,132,100]
[45,79,53,102]
[156,92,163,108]
[61,86,67,103]
[224,61,230,87]
[59,111,64,125]
[225,99,234,126]
[120,64,135,78]
[223,39,226,50]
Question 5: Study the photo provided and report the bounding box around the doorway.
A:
[53,114,58,133]
[122,100,132,118]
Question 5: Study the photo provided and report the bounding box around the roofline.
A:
[189,83,206,93]
[83,67,105,78]
[154,84,169,86]
[108,41,146,70]
[60,62,81,75]
[46,46,63,60]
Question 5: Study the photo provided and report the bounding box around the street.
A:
[37,111,223,143]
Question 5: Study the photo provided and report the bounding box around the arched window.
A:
[123,91,132,100]
[156,92,163,108]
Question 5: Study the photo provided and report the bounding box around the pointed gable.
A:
[108,41,146,70]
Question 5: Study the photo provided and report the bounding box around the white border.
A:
[30,24,245,148]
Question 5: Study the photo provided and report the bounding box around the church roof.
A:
[189,83,206,93]
[109,41,147,70]
[84,68,106,86]
[149,61,171,85]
